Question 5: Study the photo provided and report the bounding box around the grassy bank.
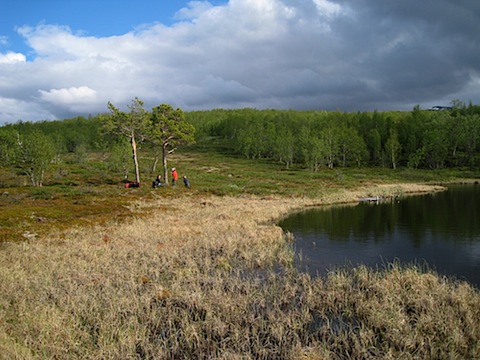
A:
[1,142,479,358]
[1,141,475,243]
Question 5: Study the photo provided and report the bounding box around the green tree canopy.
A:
[149,104,195,185]
[14,130,55,186]
[104,98,148,184]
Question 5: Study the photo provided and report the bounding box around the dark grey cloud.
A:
[326,0,480,107]
[0,0,479,124]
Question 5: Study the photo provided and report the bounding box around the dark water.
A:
[279,184,480,288]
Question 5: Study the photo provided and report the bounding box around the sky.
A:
[0,0,479,125]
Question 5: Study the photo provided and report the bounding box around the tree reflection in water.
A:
[279,184,480,288]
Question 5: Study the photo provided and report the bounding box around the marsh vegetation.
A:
[1,107,479,358]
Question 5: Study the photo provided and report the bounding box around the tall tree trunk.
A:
[131,132,141,184]
[391,148,397,170]
[151,151,160,174]
[29,172,36,187]
[162,144,169,186]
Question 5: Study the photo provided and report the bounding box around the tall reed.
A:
[1,185,478,359]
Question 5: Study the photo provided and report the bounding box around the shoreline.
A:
[40,182,448,250]
[85,182,447,267]
[2,181,478,359]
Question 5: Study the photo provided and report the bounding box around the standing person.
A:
[183,175,190,189]
[171,167,179,186]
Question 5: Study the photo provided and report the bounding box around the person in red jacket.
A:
[171,167,179,186]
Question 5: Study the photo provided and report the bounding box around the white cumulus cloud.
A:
[39,86,97,105]
[0,0,479,125]
[0,51,26,64]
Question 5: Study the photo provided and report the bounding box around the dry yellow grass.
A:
[1,182,478,359]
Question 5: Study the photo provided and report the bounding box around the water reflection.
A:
[279,184,480,288]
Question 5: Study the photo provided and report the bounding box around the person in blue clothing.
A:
[183,175,190,189]
[152,174,163,188]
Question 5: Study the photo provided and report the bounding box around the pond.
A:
[279,184,480,289]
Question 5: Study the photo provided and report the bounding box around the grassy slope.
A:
[1,140,479,359]
[1,140,476,243]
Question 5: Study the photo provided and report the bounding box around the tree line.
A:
[187,101,480,171]
[1,100,479,186]
[0,99,195,186]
